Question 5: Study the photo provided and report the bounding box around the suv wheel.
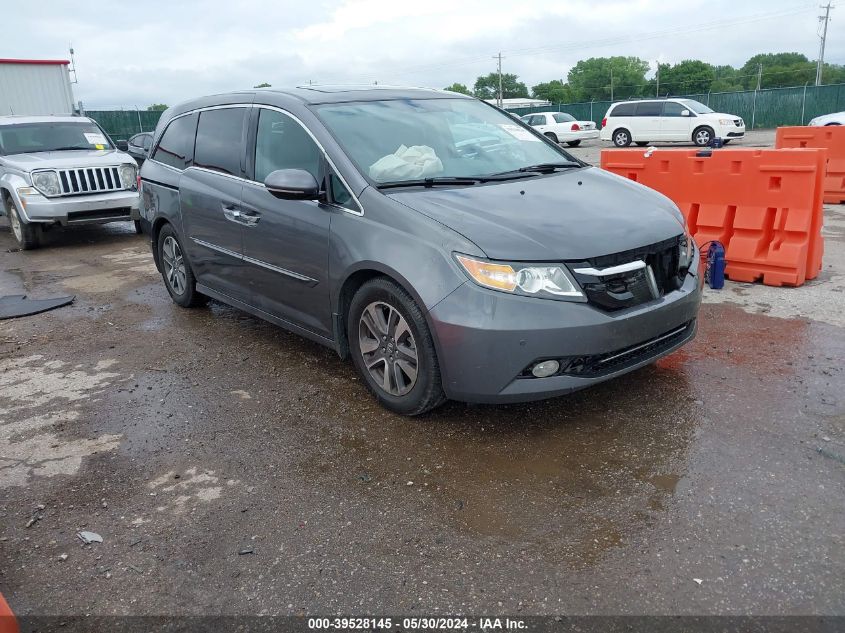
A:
[612,129,632,147]
[566,140,581,147]
[544,132,559,144]
[157,224,207,308]
[4,193,40,250]
[348,278,446,416]
[693,126,714,147]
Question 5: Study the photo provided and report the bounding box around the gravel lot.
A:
[0,129,843,622]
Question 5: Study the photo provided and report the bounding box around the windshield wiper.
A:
[510,162,582,174]
[376,176,482,189]
[28,146,101,153]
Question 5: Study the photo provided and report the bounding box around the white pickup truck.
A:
[0,115,140,249]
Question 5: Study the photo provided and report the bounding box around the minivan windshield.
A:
[681,99,714,115]
[0,121,113,155]
[315,98,579,184]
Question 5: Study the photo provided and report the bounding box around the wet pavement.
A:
[0,187,843,617]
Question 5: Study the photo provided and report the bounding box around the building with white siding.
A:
[0,59,75,116]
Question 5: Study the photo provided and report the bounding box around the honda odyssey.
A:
[140,87,702,415]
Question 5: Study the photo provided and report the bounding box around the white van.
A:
[600,98,745,147]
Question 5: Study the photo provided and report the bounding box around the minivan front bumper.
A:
[428,268,702,404]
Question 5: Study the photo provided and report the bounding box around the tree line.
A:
[444,52,845,103]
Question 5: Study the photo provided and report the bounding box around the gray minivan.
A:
[140,86,702,415]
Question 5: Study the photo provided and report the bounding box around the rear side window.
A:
[151,115,196,170]
[194,108,247,176]
[553,113,575,123]
[528,115,546,125]
[609,103,635,117]
[634,102,662,116]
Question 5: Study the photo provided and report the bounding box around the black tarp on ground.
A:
[0,294,75,319]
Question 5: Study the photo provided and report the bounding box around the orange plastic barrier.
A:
[0,592,18,633]
[601,148,826,287]
[776,125,845,204]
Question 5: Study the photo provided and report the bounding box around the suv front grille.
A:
[568,236,685,312]
[57,167,124,195]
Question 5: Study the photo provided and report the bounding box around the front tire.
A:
[157,224,206,308]
[693,126,715,147]
[612,129,632,147]
[348,278,445,416]
[4,194,40,250]
[134,219,144,235]
[566,140,581,147]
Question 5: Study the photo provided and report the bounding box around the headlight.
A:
[31,171,61,196]
[718,119,734,126]
[679,231,694,274]
[119,164,138,190]
[456,254,584,300]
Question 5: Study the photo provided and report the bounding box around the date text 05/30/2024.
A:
[307,618,527,630]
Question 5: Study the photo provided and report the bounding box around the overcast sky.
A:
[6,0,843,108]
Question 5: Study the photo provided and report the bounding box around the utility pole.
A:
[493,52,504,107]
[655,63,660,97]
[756,63,763,91]
[817,2,834,85]
[610,66,614,101]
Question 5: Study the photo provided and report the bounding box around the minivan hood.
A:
[386,166,685,261]
[1,150,136,171]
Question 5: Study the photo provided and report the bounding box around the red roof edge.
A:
[0,58,70,65]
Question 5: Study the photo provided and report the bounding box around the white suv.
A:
[600,98,745,147]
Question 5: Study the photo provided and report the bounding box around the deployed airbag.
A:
[369,145,443,182]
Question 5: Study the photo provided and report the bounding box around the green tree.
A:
[821,63,845,85]
[443,82,471,95]
[146,104,168,111]
[567,56,650,101]
[531,80,574,103]
[254,82,272,88]
[656,60,716,95]
[711,65,744,93]
[739,53,814,89]
[473,73,529,99]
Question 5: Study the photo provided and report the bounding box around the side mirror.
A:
[264,169,320,200]
[115,140,129,151]
[681,110,690,117]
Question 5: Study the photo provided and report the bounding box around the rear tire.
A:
[157,223,207,308]
[693,126,715,147]
[566,140,581,147]
[612,129,632,147]
[348,278,446,416]
[4,194,40,250]
[544,132,559,144]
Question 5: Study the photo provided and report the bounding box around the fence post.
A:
[751,89,757,130]
[590,99,593,122]
[801,83,808,124]
[136,106,143,134]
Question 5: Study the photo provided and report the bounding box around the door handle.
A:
[239,209,261,227]
[223,204,241,223]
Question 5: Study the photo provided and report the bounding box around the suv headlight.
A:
[31,170,61,196]
[679,230,695,275]
[119,164,138,190]
[718,118,735,126]
[456,254,584,300]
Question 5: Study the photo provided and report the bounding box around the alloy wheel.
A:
[358,301,418,396]
[162,235,187,295]
[695,129,711,146]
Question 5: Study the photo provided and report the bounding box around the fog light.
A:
[531,360,560,378]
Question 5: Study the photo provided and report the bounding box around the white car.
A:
[600,98,745,147]
[809,111,844,126]
[520,111,599,147]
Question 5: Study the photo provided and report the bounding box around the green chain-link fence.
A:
[86,110,164,141]
[508,83,845,129]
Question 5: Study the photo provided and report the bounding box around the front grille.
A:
[733,118,743,126]
[569,236,685,312]
[57,167,124,196]
[561,320,694,378]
